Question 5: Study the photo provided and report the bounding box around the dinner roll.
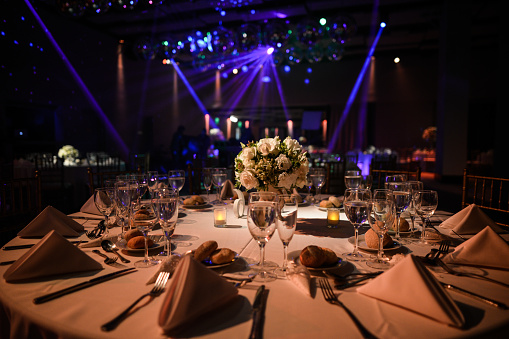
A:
[319,200,333,208]
[365,229,393,249]
[124,229,144,242]
[194,240,218,262]
[210,248,236,264]
[127,235,153,249]
[328,196,342,208]
[299,245,326,267]
[191,195,205,204]
[320,247,338,266]
[398,217,410,232]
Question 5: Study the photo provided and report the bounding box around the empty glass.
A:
[309,168,326,202]
[367,199,396,269]
[386,182,412,241]
[275,194,298,277]
[202,167,213,203]
[211,168,227,205]
[93,187,115,235]
[168,170,186,195]
[154,188,179,258]
[406,180,424,238]
[130,199,159,268]
[414,190,438,245]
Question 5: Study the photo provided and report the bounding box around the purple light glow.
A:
[23,0,129,158]
[327,23,386,153]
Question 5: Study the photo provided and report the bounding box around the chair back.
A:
[324,160,346,195]
[87,168,140,195]
[462,169,509,227]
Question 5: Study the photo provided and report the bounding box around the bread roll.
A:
[183,198,196,205]
[124,229,144,242]
[134,209,151,220]
[365,229,393,249]
[194,240,218,262]
[328,196,342,208]
[210,248,236,264]
[320,247,338,266]
[299,245,326,267]
[127,235,153,249]
[319,200,333,208]
[191,195,205,204]
[398,217,410,232]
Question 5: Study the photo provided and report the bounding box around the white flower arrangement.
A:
[58,145,79,160]
[234,136,309,191]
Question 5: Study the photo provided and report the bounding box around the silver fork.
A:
[92,250,118,265]
[435,257,509,288]
[319,278,377,339]
[101,271,170,331]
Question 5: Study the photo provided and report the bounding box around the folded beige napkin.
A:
[357,254,465,328]
[158,254,238,335]
[286,264,311,297]
[442,226,509,269]
[4,230,102,282]
[440,204,503,235]
[80,195,102,215]
[220,180,235,199]
[18,206,85,238]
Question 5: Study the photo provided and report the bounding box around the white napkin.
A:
[286,264,311,297]
[80,195,102,215]
[440,204,503,235]
[17,206,85,238]
[442,226,509,269]
[3,230,102,282]
[158,254,239,335]
[220,180,235,200]
[357,254,465,328]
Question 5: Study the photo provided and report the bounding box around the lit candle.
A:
[327,207,340,228]
[214,207,227,228]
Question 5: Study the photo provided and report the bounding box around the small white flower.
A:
[284,137,301,152]
[257,137,279,156]
[278,172,298,190]
[276,154,291,171]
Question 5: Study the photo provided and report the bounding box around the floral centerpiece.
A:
[422,126,437,149]
[234,136,309,192]
[58,145,79,166]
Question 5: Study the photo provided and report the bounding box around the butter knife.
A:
[33,268,136,304]
[441,283,508,309]
[249,285,267,339]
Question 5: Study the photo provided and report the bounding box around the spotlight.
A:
[319,18,327,26]
[380,22,386,28]
[284,65,291,72]
[230,115,238,123]
[267,47,274,55]
[394,57,400,64]
[232,68,238,74]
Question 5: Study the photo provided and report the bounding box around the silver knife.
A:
[441,283,508,309]
[249,285,267,339]
[33,268,137,304]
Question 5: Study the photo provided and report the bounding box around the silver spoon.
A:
[101,240,131,263]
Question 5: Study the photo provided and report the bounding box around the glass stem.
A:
[317,187,321,201]
[410,214,415,232]
[282,243,288,270]
[353,226,359,255]
[420,217,426,242]
[378,234,385,261]
[143,231,149,262]
[395,212,401,239]
[259,243,265,270]
[166,231,172,257]
[104,216,109,235]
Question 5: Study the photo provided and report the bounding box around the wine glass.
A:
[154,173,169,190]
[168,170,186,195]
[359,175,373,191]
[384,174,407,188]
[344,170,362,190]
[275,194,298,278]
[93,187,115,235]
[373,189,392,200]
[130,199,159,268]
[114,180,134,239]
[309,168,326,202]
[342,188,372,261]
[414,190,438,245]
[147,171,159,197]
[305,174,314,202]
[211,168,227,205]
[154,187,179,258]
[386,182,412,241]
[367,199,396,269]
[406,180,424,239]
[202,168,213,203]
[247,201,278,282]
[133,174,149,200]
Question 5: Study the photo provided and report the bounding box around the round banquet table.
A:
[1,199,509,339]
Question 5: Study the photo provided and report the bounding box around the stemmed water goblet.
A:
[154,187,179,258]
[147,171,158,197]
[154,173,169,190]
[344,170,362,190]
[366,199,396,269]
[309,168,326,202]
[359,175,373,191]
[414,190,438,245]
[274,194,298,278]
[114,180,134,239]
[373,189,391,200]
[133,174,149,201]
[342,188,372,261]
[168,170,186,196]
[247,201,278,282]
[130,199,159,268]
[93,187,115,235]
[384,174,407,188]
[386,182,412,242]
[202,168,213,203]
[211,168,227,205]
[406,180,424,239]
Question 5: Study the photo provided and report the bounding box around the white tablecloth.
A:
[1,202,509,338]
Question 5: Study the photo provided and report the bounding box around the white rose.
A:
[284,137,300,152]
[276,154,291,171]
[278,172,298,190]
[239,170,259,190]
[240,146,256,162]
[257,138,279,156]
